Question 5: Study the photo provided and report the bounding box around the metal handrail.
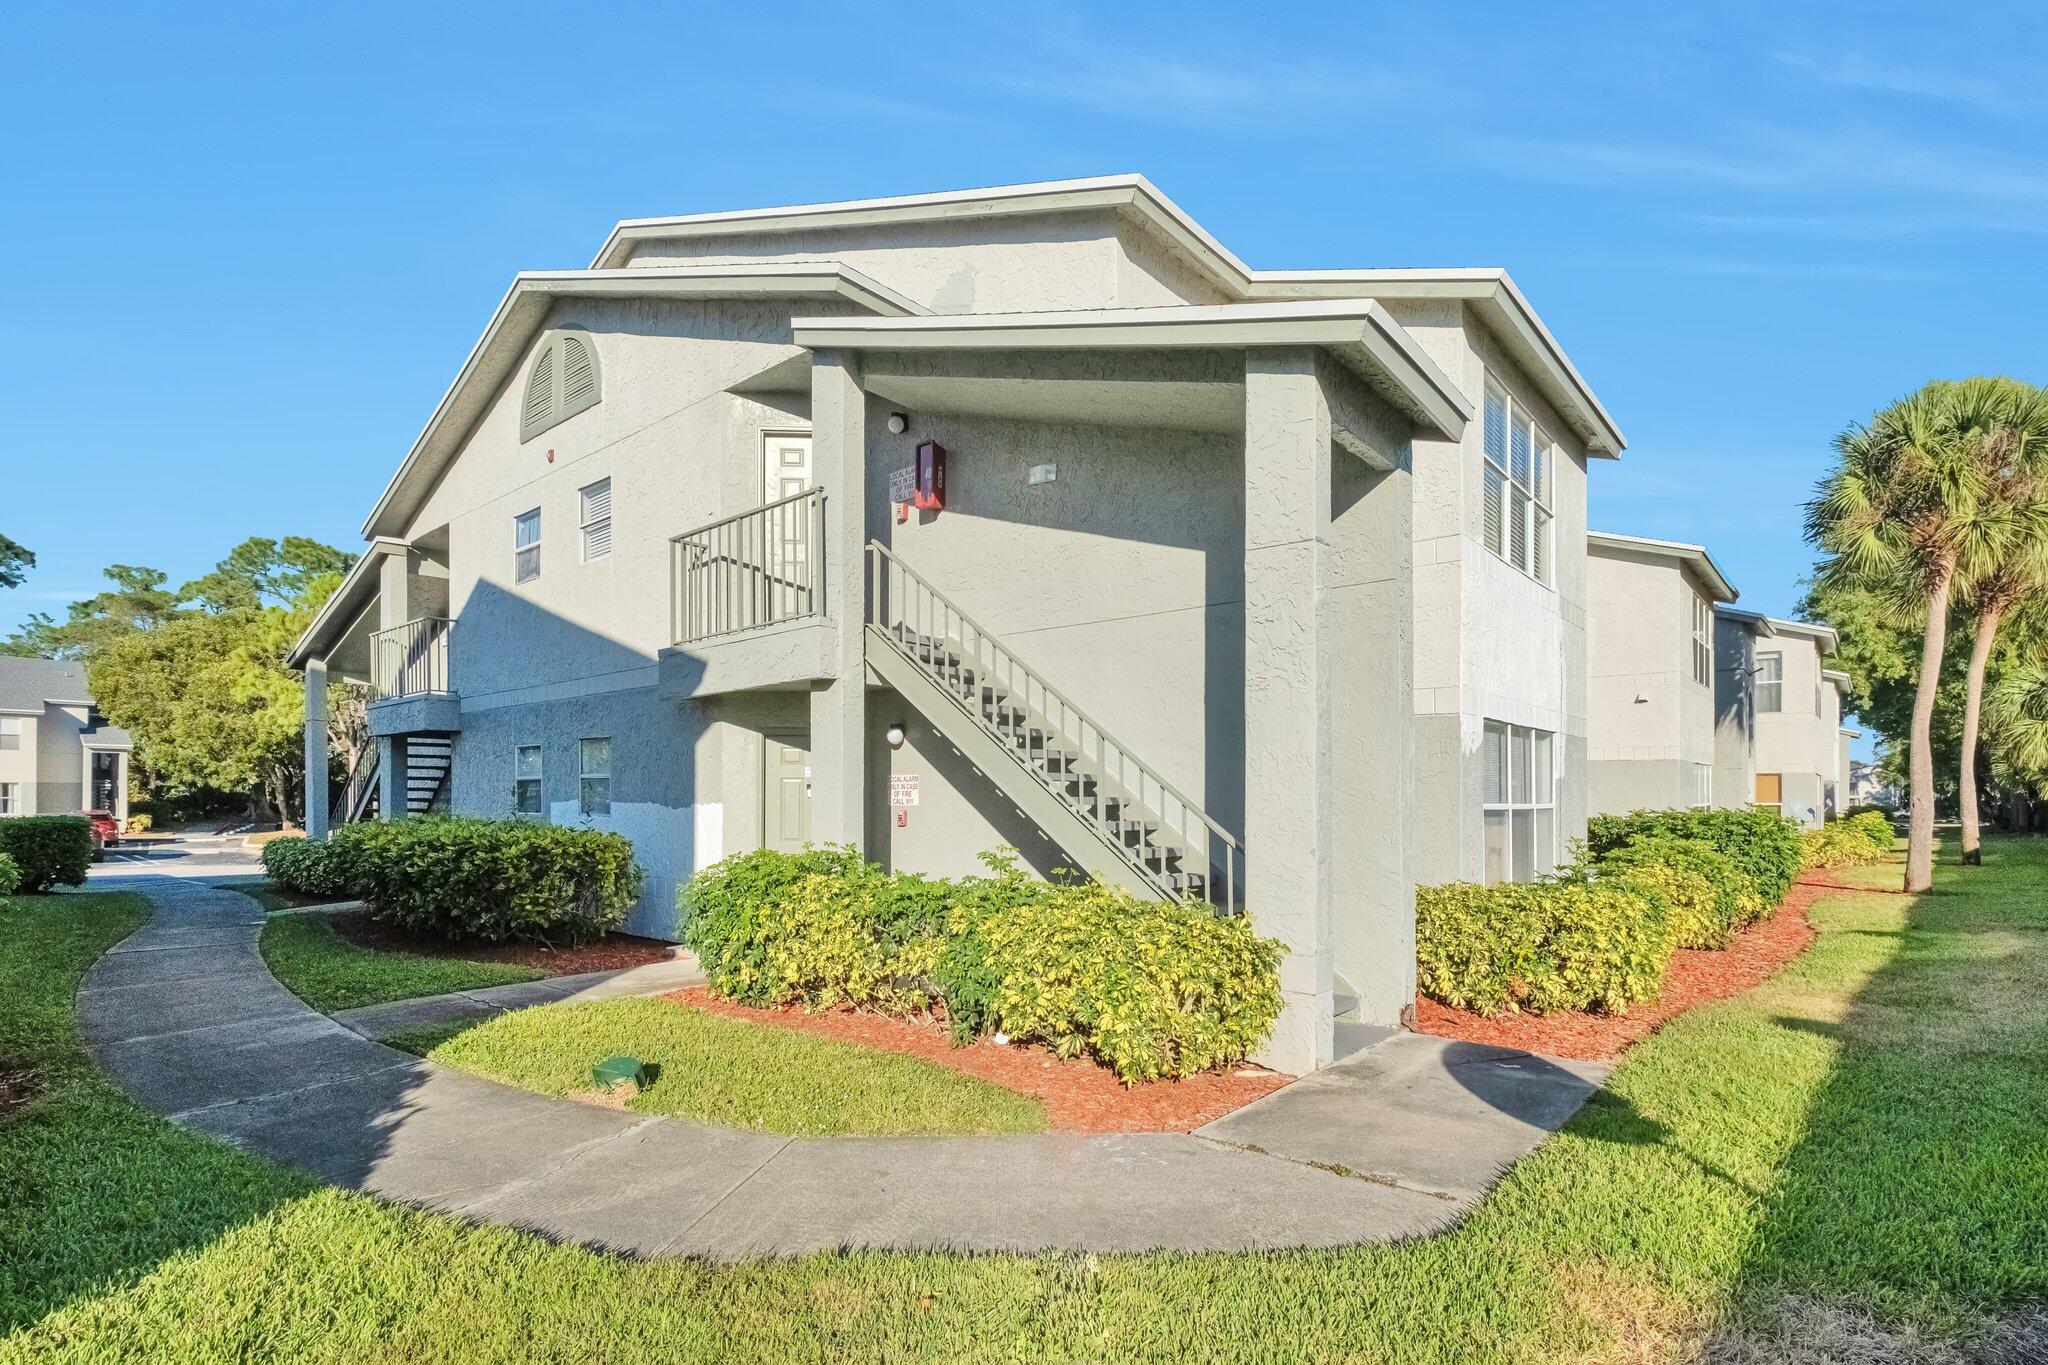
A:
[670,487,826,645]
[866,540,1242,915]
[332,748,379,826]
[372,617,451,700]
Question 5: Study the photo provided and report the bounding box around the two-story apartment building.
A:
[0,657,131,823]
[1712,606,1774,811]
[289,176,1622,1073]
[1749,618,1842,827]
[1585,532,1738,816]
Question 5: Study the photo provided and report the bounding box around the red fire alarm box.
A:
[913,439,946,512]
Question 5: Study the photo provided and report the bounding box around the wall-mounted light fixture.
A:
[886,412,909,435]
[885,722,907,748]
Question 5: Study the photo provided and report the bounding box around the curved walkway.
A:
[78,876,1608,1259]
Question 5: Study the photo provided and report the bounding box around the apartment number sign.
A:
[889,774,920,807]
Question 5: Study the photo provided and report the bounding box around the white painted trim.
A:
[1588,530,1737,603]
[1767,617,1840,655]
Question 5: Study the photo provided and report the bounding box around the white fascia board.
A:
[358,265,924,541]
[1768,618,1841,655]
[1716,605,1778,638]
[1822,668,1854,688]
[1588,530,1737,602]
[792,299,1473,440]
[287,538,408,669]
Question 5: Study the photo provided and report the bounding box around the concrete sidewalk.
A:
[334,957,709,1040]
[79,876,1609,1259]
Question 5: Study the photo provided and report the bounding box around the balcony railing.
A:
[670,487,826,645]
[372,617,451,699]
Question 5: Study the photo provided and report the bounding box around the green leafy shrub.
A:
[260,836,356,899]
[1416,879,1673,1016]
[0,851,19,898]
[1801,811,1896,869]
[681,848,1283,1083]
[1587,807,1804,910]
[343,816,640,945]
[1595,835,1758,946]
[0,816,92,893]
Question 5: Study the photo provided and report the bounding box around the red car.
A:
[84,810,120,858]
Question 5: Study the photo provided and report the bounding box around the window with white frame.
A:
[1481,377,1553,584]
[0,782,15,814]
[579,478,613,563]
[514,508,541,584]
[579,737,611,817]
[1691,763,1714,808]
[1482,720,1556,883]
[1756,652,1783,713]
[0,717,19,751]
[1691,596,1713,686]
[514,744,543,816]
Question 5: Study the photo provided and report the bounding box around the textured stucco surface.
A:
[1586,546,1718,815]
[1753,630,1834,827]
[1713,614,1762,811]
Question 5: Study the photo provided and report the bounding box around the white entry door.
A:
[764,432,814,502]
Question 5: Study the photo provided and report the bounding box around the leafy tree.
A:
[1806,379,2040,892]
[0,564,180,661]
[1987,661,2048,796]
[181,536,354,613]
[0,533,32,589]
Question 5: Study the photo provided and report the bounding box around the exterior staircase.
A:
[332,750,380,825]
[402,736,453,815]
[865,541,1241,914]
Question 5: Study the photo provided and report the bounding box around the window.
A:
[514,508,541,584]
[579,737,611,817]
[1756,652,1783,713]
[579,478,613,563]
[1815,683,1823,717]
[1691,763,1714,809]
[1691,596,1713,686]
[1481,377,1553,583]
[514,744,543,816]
[1755,772,1783,813]
[1482,720,1556,883]
[0,718,19,751]
[0,782,15,814]
[519,329,602,442]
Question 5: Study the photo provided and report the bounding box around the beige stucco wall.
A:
[1754,632,1832,826]
[1585,548,1718,814]
[0,712,40,814]
[1712,615,1761,810]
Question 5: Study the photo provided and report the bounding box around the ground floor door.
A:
[762,731,811,852]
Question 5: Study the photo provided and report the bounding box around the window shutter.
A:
[559,333,600,419]
[521,346,556,441]
[580,479,613,561]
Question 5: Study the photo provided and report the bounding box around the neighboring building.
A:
[289,175,1621,1074]
[1751,618,1841,828]
[0,657,132,823]
[1836,720,1861,816]
[1712,606,1774,812]
[1585,532,1737,817]
[1848,759,1895,808]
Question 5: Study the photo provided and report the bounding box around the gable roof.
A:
[1588,530,1737,602]
[1768,618,1841,656]
[1715,605,1778,637]
[362,264,928,539]
[0,656,90,712]
[592,174,1623,457]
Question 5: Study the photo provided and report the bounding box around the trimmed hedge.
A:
[1595,835,1758,947]
[260,836,356,899]
[0,851,19,898]
[682,849,1282,1084]
[1802,810,1895,869]
[342,816,641,945]
[1415,879,1673,1016]
[0,816,92,893]
[1587,807,1804,909]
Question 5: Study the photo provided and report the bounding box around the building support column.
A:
[808,347,869,848]
[1243,346,1336,1075]
[304,655,330,840]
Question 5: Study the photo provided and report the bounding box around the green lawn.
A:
[3,840,2045,1361]
[258,909,542,1013]
[384,998,1047,1137]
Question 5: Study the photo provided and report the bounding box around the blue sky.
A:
[5,3,2044,757]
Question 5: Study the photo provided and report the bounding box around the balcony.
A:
[368,617,460,736]
[659,489,836,700]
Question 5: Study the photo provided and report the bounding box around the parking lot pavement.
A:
[91,833,264,881]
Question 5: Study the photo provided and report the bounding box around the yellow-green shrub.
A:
[1596,835,1759,945]
[1802,810,1896,869]
[1417,879,1673,1016]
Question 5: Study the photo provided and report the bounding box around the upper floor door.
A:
[764,432,814,502]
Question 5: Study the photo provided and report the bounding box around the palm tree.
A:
[1987,660,2048,798]
[1952,382,2048,862]
[1806,379,2039,892]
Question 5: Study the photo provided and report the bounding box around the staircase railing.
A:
[670,488,827,645]
[372,617,451,699]
[332,748,379,827]
[866,540,1241,914]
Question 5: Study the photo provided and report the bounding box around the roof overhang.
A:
[595,174,1619,456]
[1715,605,1778,638]
[360,264,928,540]
[1588,530,1736,602]
[1823,668,1854,690]
[1840,727,1863,738]
[288,538,408,670]
[791,299,1472,442]
[1770,618,1841,656]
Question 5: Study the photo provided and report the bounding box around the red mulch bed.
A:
[1414,874,1834,1063]
[329,909,678,975]
[665,986,1287,1134]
